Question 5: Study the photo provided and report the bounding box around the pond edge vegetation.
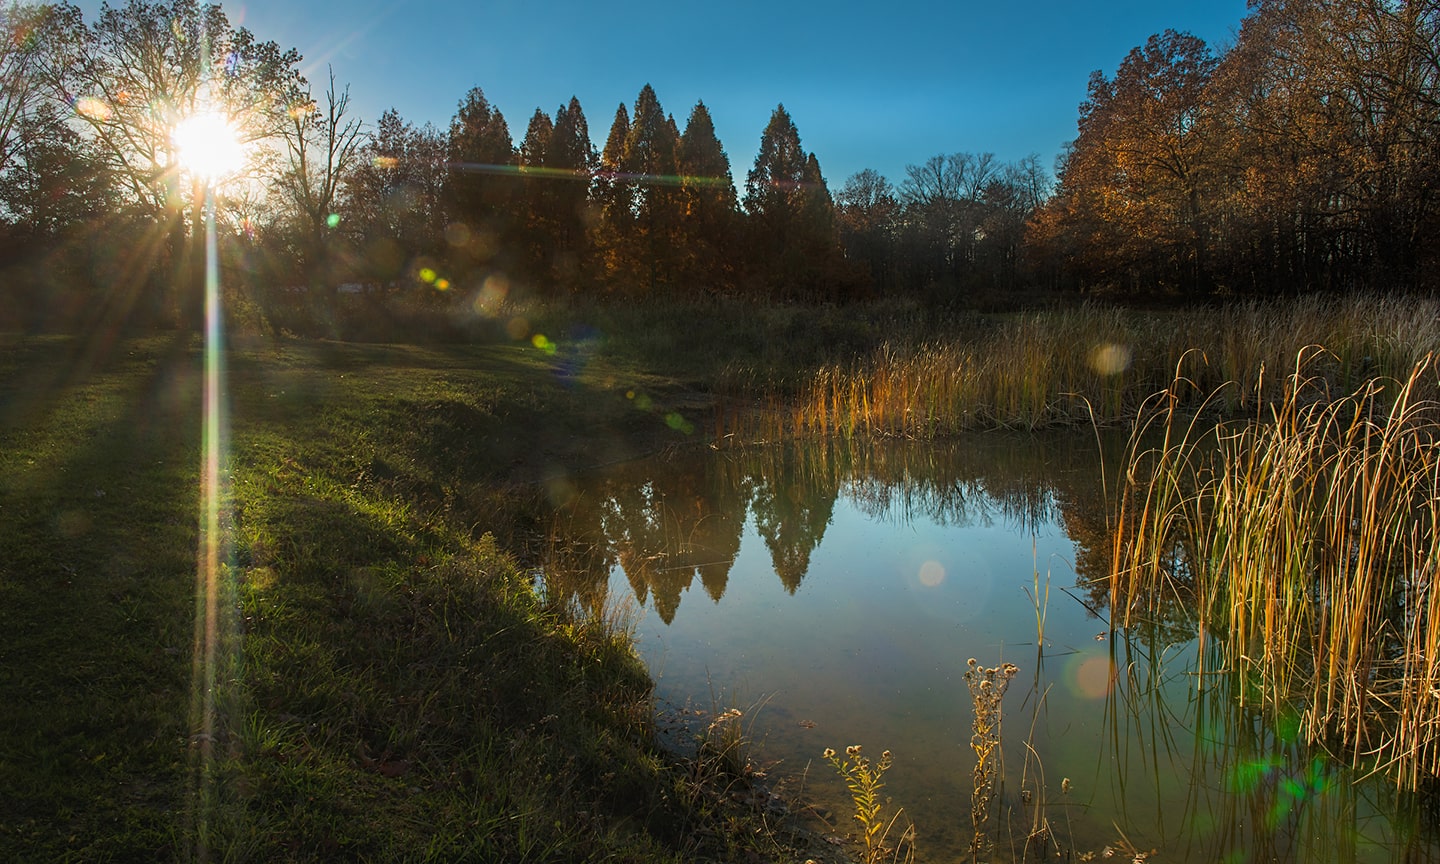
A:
[6,291,1440,861]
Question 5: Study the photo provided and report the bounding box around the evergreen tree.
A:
[516,108,554,281]
[593,102,632,288]
[620,84,681,292]
[545,96,596,292]
[447,86,515,275]
[743,105,841,298]
[519,108,553,168]
[676,100,738,292]
[743,104,807,224]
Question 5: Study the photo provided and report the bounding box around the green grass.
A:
[0,330,796,862]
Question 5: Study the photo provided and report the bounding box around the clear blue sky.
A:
[78,0,1251,189]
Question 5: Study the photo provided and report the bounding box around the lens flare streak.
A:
[187,184,231,861]
[448,160,736,187]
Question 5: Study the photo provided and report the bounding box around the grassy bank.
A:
[0,331,802,861]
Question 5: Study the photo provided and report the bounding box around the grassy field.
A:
[0,328,802,862]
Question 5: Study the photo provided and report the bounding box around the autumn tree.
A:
[1208,0,1440,292]
[1032,30,1221,295]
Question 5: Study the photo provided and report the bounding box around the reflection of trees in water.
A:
[545,432,1131,623]
[546,454,750,623]
[748,445,841,593]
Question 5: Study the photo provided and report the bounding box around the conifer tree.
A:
[621,84,681,292]
[677,100,738,292]
[744,105,841,298]
[744,104,807,224]
[447,86,515,274]
[546,96,596,291]
[593,102,632,288]
[516,108,555,281]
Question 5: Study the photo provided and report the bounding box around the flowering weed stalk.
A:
[966,658,1018,856]
[821,744,915,864]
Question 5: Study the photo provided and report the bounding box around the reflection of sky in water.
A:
[573,442,1435,863]
[628,492,1098,859]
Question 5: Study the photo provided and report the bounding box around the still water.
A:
[545,433,1437,862]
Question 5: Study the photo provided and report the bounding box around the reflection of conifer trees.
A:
[747,446,842,593]
[549,433,1134,623]
[551,456,749,624]
[541,492,619,616]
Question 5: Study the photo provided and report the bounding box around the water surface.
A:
[546,434,1436,862]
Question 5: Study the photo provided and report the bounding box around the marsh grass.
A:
[1110,348,1440,788]
[736,294,1440,440]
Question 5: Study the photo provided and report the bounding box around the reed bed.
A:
[742,294,1440,440]
[1109,348,1440,789]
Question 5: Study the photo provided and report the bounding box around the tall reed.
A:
[734,294,1440,441]
[1110,349,1440,788]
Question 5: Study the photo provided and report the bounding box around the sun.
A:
[172,111,245,182]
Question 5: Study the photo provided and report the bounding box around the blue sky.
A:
[78,0,1251,189]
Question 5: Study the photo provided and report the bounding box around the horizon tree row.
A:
[1031,0,1440,297]
[0,0,1056,326]
[4,0,1427,329]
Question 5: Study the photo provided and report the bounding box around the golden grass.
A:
[737,294,1440,440]
[1109,348,1440,788]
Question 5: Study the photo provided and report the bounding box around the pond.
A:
[542,433,1438,862]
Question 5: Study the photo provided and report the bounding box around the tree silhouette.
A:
[446,86,516,281]
[744,104,843,299]
[676,100,738,293]
[620,84,681,293]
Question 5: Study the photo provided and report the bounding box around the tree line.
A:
[1033,1,1440,296]
[0,0,1435,332]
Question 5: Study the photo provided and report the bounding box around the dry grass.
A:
[1109,348,1440,788]
[738,294,1440,440]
